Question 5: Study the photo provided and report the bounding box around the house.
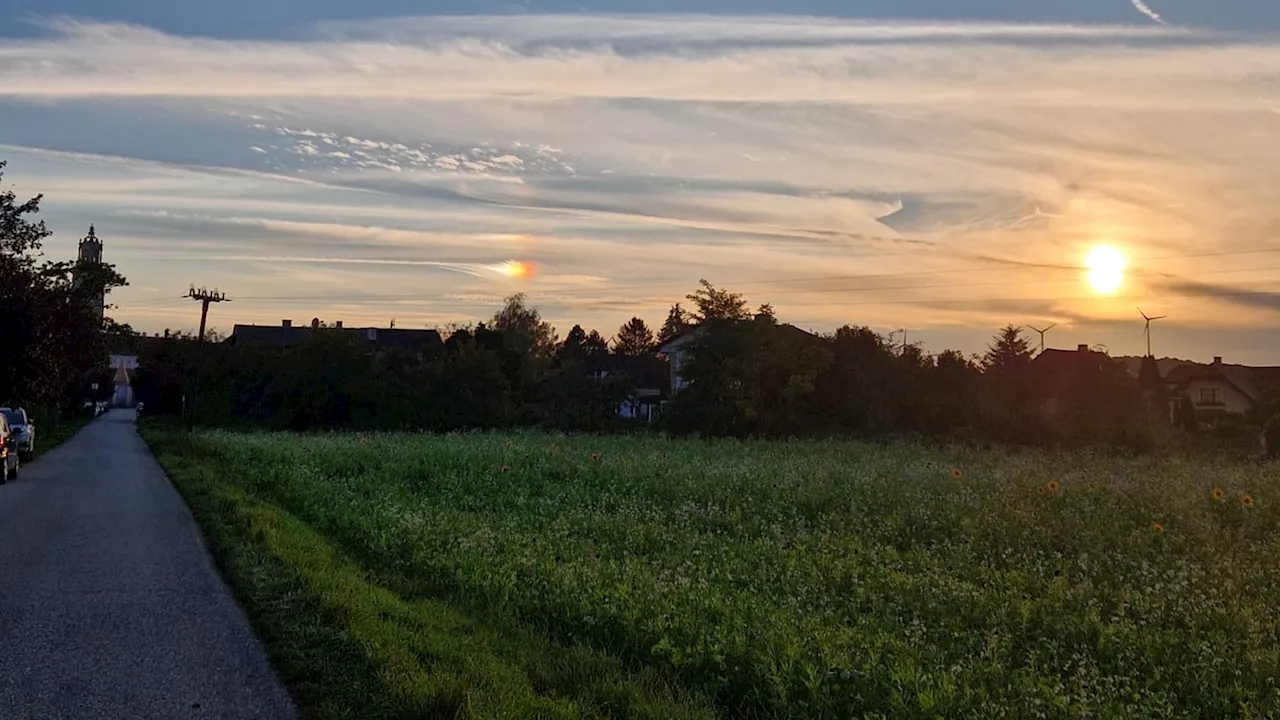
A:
[1162,357,1280,419]
[583,354,670,422]
[657,331,698,393]
[1029,344,1117,416]
[226,319,444,355]
[656,315,821,393]
[106,335,171,408]
[112,364,134,406]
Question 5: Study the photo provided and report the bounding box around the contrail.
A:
[1130,0,1166,24]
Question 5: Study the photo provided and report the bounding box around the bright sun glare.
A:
[1085,246,1126,294]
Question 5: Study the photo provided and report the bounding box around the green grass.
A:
[144,427,1280,718]
[144,426,716,720]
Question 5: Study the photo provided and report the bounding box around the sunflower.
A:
[1085,482,1097,492]
[589,453,601,462]
[500,465,509,473]
[1046,481,1060,493]
[1152,522,1165,534]
[1242,494,1256,508]
[1211,487,1225,501]
[506,441,512,448]
[950,468,963,479]
[360,437,367,445]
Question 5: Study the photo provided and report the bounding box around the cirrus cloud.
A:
[2,14,1280,360]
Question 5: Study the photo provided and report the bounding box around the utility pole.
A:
[898,328,908,355]
[186,286,229,431]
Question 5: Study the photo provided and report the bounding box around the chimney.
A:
[1077,344,1089,353]
[1213,356,1223,365]
[335,320,343,329]
[164,329,170,339]
[282,319,292,328]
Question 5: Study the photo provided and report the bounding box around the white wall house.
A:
[109,355,138,407]
[657,332,698,393]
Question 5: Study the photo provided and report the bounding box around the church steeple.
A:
[79,224,103,264]
[74,224,106,321]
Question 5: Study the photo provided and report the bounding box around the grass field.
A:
[144,427,1280,719]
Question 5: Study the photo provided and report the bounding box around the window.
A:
[1199,388,1224,406]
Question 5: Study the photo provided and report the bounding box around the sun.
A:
[1085,245,1126,294]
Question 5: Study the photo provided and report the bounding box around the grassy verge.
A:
[31,412,93,456]
[142,425,717,720]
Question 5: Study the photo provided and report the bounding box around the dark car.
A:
[0,412,20,484]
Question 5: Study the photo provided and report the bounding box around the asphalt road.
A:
[0,410,297,720]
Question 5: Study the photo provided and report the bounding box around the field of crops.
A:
[148,428,1280,718]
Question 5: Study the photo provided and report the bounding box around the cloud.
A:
[4,15,1280,359]
[0,17,1262,108]
[1130,1,1167,25]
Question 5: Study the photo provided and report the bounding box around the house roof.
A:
[226,324,311,348]
[656,319,820,354]
[584,354,671,392]
[227,323,443,353]
[1164,362,1280,403]
[1029,346,1118,395]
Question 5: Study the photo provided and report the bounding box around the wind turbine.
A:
[1026,323,1057,354]
[1138,307,1167,358]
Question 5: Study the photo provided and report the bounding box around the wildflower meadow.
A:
[149,427,1280,718]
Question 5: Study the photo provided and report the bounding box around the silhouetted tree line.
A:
[134,295,639,433]
[661,282,1155,448]
[131,276,1172,450]
[1,161,129,421]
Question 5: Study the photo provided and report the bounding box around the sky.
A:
[2,1,1280,362]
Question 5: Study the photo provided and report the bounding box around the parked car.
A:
[0,407,35,461]
[0,412,20,484]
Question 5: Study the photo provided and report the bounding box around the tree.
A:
[658,303,690,344]
[665,312,831,438]
[687,279,751,323]
[1052,352,1149,449]
[558,324,589,365]
[583,329,609,359]
[978,325,1038,443]
[1,161,128,416]
[982,325,1034,374]
[0,160,48,262]
[614,317,655,357]
[491,293,557,399]
[491,293,557,359]
[1138,355,1170,423]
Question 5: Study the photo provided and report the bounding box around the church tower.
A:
[75,225,105,320]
